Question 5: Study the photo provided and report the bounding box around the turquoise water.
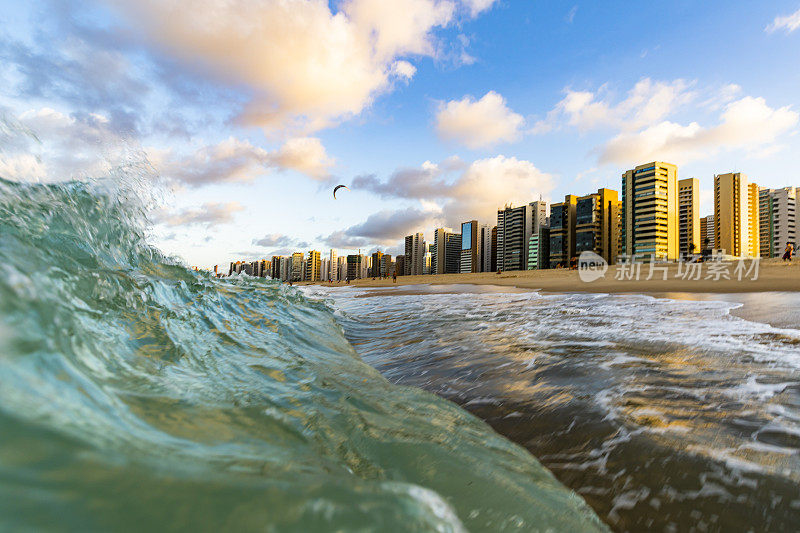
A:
[0,177,607,531]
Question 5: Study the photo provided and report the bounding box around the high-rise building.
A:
[530,200,549,234]
[305,251,321,281]
[337,256,347,280]
[380,254,392,277]
[432,228,452,274]
[759,189,774,258]
[549,195,577,268]
[699,215,715,252]
[575,189,620,264]
[329,249,338,281]
[477,224,493,273]
[760,186,797,258]
[270,256,283,279]
[404,233,426,276]
[621,161,679,260]
[714,173,760,257]
[678,178,700,256]
[460,220,479,273]
[371,251,384,277]
[395,255,405,276]
[290,253,304,281]
[320,258,329,281]
[346,255,362,280]
[527,227,550,269]
[280,256,290,281]
[445,232,461,273]
[497,204,533,271]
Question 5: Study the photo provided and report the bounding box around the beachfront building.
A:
[380,254,392,277]
[320,258,329,281]
[460,220,479,273]
[575,188,620,264]
[549,195,577,268]
[678,178,701,257]
[290,253,304,281]
[497,204,534,271]
[329,250,338,281]
[395,255,405,276]
[621,161,679,261]
[759,188,774,258]
[530,200,549,234]
[371,251,383,277]
[432,228,453,274]
[714,172,760,257]
[404,233,426,276]
[281,257,290,281]
[445,233,461,273]
[478,224,494,273]
[305,250,321,282]
[699,215,715,252]
[270,256,282,279]
[259,259,270,278]
[527,227,550,269]
[346,254,362,280]
[759,186,797,257]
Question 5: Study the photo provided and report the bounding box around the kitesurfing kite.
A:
[333,184,349,199]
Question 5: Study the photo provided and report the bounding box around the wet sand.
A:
[303,258,800,294]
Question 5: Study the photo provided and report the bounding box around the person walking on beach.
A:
[392,271,397,283]
[783,243,794,261]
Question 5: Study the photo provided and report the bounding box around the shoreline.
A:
[299,258,800,294]
[298,259,800,328]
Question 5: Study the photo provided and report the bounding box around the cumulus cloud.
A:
[600,96,799,165]
[766,8,800,34]
[326,154,551,249]
[268,137,335,180]
[154,201,245,227]
[107,0,490,133]
[252,233,294,247]
[533,78,696,134]
[152,136,334,186]
[435,91,524,148]
[462,0,498,16]
[354,155,553,224]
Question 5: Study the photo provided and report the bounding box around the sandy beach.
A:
[302,258,800,294]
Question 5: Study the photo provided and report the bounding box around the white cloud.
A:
[435,91,524,148]
[107,0,490,134]
[600,96,799,165]
[153,136,334,186]
[533,78,696,133]
[766,8,800,34]
[154,201,245,227]
[252,233,295,247]
[462,0,498,17]
[353,155,553,225]
[269,137,335,180]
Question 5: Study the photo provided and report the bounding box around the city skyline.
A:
[3,2,800,268]
[225,158,798,280]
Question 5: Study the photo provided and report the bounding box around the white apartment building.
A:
[770,187,798,256]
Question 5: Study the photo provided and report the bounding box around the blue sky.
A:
[1,0,799,268]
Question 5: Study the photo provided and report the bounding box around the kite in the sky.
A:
[333,184,349,199]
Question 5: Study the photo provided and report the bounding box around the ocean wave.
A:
[0,177,606,531]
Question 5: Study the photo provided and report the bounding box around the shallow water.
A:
[0,179,606,531]
[311,285,800,532]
